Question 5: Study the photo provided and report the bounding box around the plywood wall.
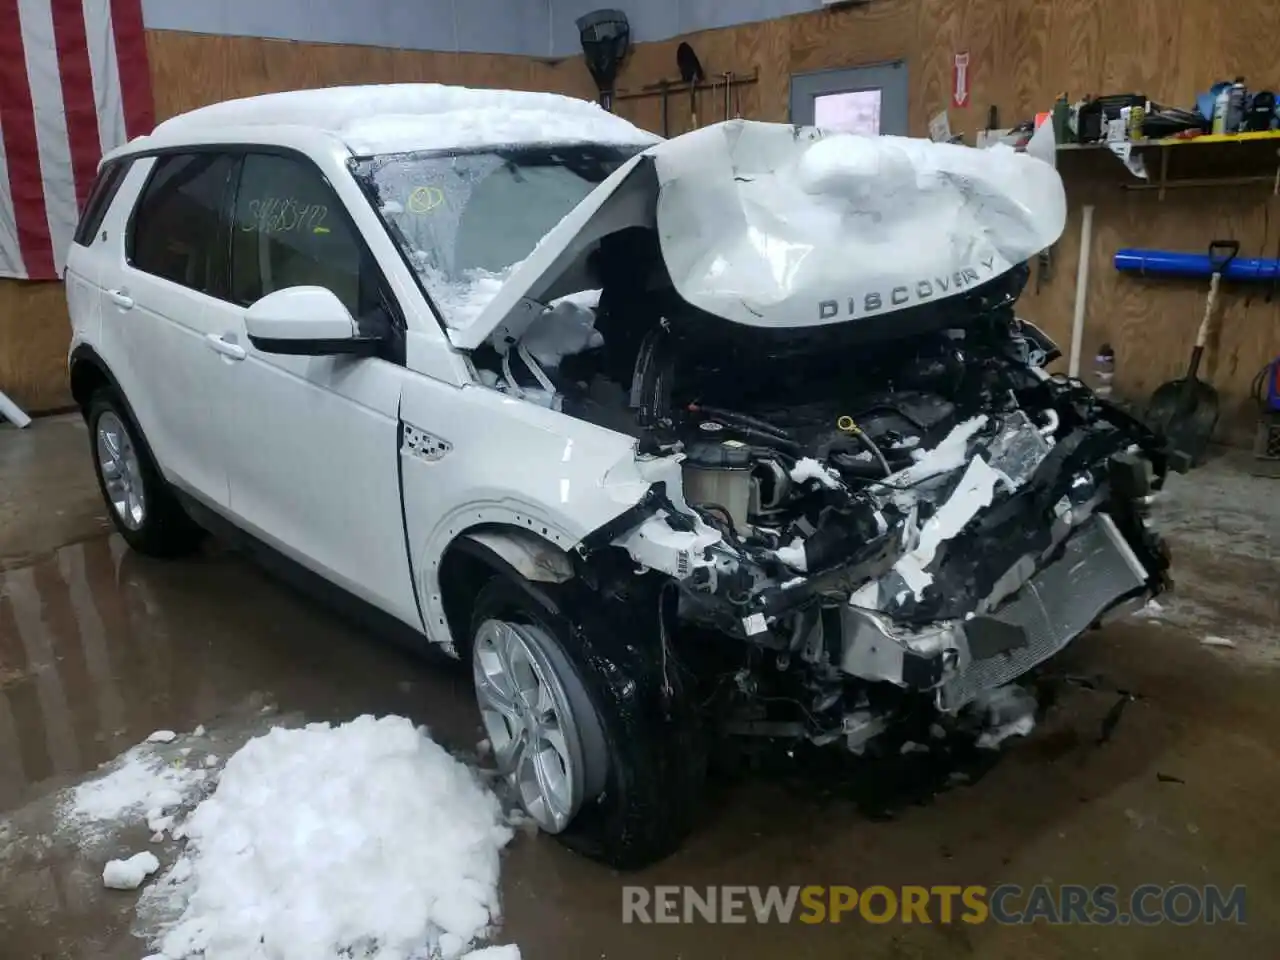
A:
[568,0,1280,444]
[7,1,1280,445]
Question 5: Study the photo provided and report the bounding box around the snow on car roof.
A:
[150,83,660,155]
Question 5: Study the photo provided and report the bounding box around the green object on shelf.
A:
[1052,94,1071,144]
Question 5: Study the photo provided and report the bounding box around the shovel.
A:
[676,42,704,130]
[1146,239,1239,468]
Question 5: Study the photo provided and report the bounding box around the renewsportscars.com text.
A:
[622,884,1247,926]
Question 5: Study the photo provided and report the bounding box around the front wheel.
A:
[469,574,705,869]
[87,389,204,557]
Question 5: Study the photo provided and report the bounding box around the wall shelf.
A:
[1057,130,1280,151]
[1056,130,1280,199]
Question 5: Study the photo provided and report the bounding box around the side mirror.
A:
[244,286,380,357]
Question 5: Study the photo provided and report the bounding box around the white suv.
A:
[66,84,1172,868]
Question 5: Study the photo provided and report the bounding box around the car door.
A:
[66,157,134,355]
[104,152,238,507]
[201,149,421,629]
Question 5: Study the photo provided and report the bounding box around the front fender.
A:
[399,377,687,646]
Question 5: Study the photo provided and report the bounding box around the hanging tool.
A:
[657,79,670,136]
[1146,239,1240,468]
[723,72,732,121]
[676,41,705,130]
[575,10,631,112]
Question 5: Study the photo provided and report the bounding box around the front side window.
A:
[230,152,373,319]
[129,153,236,294]
[350,145,639,328]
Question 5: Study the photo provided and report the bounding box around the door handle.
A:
[205,333,246,361]
[106,288,134,309]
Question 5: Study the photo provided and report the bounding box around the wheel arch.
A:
[69,343,116,412]
[432,523,577,656]
[69,345,167,474]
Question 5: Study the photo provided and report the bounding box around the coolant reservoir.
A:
[683,440,753,530]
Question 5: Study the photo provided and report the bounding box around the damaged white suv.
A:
[66,84,1171,869]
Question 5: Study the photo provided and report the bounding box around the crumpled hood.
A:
[447,119,1065,349]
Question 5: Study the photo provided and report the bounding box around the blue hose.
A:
[1114,248,1280,282]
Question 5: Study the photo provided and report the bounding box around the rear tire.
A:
[469,574,706,870]
[87,388,204,557]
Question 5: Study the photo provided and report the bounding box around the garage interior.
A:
[2,0,1280,957]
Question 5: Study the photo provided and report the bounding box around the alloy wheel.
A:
[96,411,146,530]
[472,619,588,833]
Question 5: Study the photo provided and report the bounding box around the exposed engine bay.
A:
[470,240,1171,755]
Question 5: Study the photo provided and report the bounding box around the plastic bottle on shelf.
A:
[1130,100,1147,140]
[1052,93,1070,144]
[1212,85,1231,134]
[1094,344,1115,399]
[1227,78,1247,133]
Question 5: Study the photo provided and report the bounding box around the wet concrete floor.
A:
[2,415,1279,959]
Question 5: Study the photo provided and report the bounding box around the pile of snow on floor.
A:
[143,714,515,960]
[64,740,208,836]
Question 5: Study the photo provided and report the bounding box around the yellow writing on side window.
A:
[241,197,330,235]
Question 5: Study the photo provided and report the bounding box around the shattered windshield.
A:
[350,145,639,328]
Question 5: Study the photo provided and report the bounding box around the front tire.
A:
[87,388,204,557]
[469,574,706,870]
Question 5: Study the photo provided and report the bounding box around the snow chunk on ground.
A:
[790,457,843,490]
[1135,599,1164,619]
[65,744,206,829]
[147,730,178,744]
[973,684,1037,750]
[1201,635,1237,649]
[147,715,513,960]
[104,851,160,890]
[977,713,1036,750]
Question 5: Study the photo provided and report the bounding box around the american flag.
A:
[0,0,152,280]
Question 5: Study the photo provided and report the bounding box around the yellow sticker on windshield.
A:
[408,185,444,213]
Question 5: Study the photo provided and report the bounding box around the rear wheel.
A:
[87,388,204,557]
[469,574,706,869]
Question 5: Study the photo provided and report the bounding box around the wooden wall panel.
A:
[144,32,570,122]
[6,3,1280,446]
[0,284,73,411]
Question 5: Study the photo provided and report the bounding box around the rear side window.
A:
[73,159,131,246]
[128,153,237,296]
[230,152,378,318]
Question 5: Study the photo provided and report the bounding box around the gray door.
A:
[789,61,909,136]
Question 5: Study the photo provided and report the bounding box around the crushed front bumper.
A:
[838,513,1153,711]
